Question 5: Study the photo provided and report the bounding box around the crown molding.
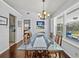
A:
[0,0,22,16]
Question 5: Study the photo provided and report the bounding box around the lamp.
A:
[38,0,50,20]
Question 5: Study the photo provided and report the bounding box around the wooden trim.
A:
[62,51,70,58]
[57,15,64,19]
[67,7,79,15]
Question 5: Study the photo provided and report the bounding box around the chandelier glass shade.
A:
[38,0,50,20]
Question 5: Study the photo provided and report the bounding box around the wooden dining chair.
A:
[48,34,62,58]
[23,31,32,44]
[55,34,62,46]
[54,34,62,57]
[23,31,32,57]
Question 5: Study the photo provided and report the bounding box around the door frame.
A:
[9,14,16,45]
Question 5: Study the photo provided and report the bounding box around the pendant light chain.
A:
[43,0,45,11]
[38,0,50,20]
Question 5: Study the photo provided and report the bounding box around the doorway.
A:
[9,14,16,46]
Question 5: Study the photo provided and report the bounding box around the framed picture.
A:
[36,21,45,29]
[0,16,8,25]
[18,21,22,27]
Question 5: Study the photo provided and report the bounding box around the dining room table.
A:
[17,33,64,58]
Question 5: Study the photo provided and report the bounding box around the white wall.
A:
[22,11,49,36]
[0,0,23,54]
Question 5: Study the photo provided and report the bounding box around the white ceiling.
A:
[3,0,69,15]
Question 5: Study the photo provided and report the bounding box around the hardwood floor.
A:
[0,50,69,58]
[0,40,70,58]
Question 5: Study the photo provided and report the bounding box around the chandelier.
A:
[38,0,50,20]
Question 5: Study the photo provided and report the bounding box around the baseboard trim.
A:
[0,39,23,57]
[0,47,9,55]
[63,51,70,58]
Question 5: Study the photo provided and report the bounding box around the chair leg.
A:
[48,52,58,58]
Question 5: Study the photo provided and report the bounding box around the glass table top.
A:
[17,42,63,51]
[17,33,63,51]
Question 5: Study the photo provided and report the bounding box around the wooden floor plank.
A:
[0,40,70,58]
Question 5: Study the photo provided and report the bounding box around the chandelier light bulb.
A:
[40,15,42,18]
[44,11,47,15]
[48,14,50,16]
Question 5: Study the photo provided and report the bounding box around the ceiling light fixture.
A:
[38,0,50,20]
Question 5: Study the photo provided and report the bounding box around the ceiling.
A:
[3,0,69,16]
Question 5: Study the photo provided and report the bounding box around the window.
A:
[56,15,64,36]
[66,21,79,41]
[66,6,79,41]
